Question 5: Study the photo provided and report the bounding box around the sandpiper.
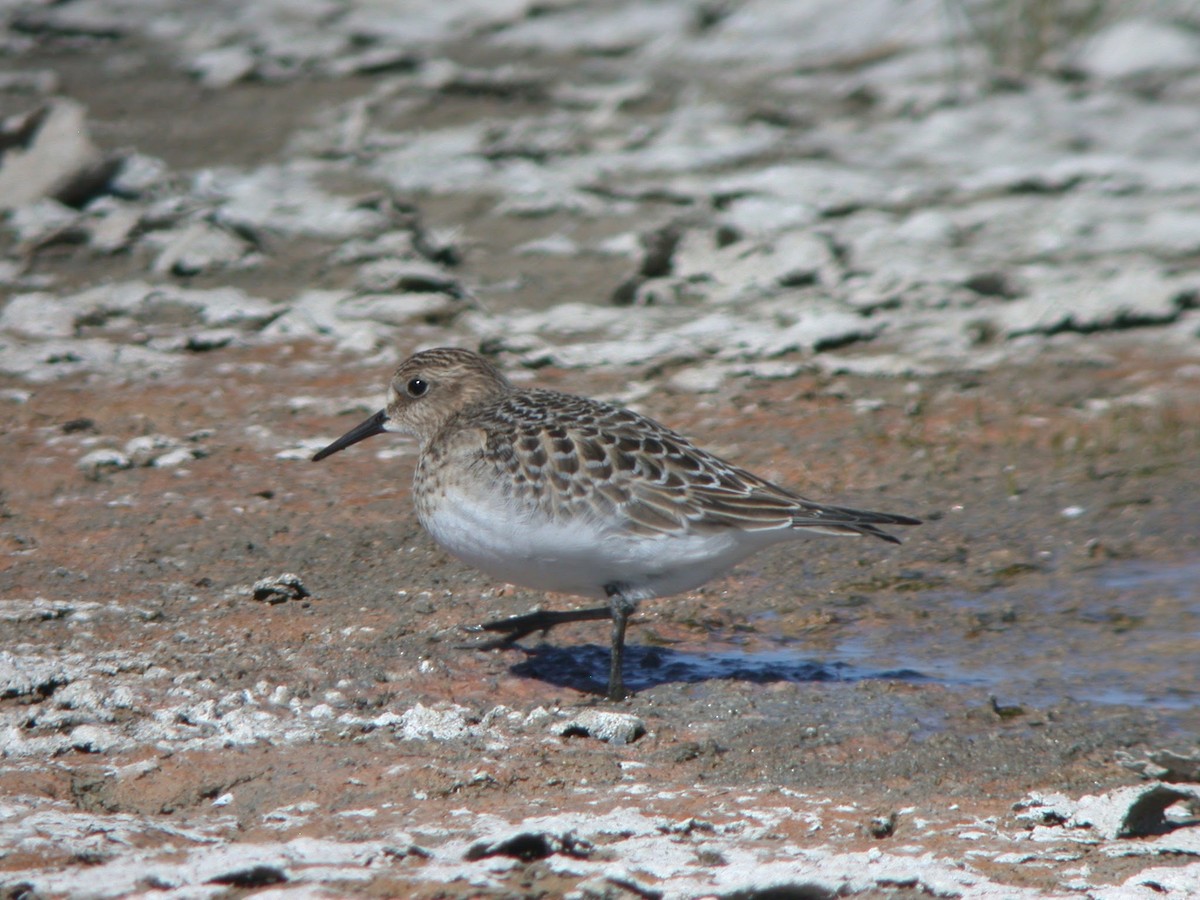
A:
[313,347,920,700]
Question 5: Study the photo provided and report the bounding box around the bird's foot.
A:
[465,605,611,649]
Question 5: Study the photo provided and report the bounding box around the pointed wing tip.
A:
[870,514,922,544]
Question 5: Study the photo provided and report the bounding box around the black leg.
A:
[468,586,639,701]
[604,584,637,702]
[470,605,611,648]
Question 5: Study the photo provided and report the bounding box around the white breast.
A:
[418,482,786,601]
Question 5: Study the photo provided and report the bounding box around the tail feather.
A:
[791,502,921,544]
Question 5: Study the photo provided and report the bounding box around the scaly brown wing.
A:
[475,390,919,542]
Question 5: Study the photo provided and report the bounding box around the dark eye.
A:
[407,378,428,397]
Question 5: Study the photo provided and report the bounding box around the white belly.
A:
[418,484,778,601]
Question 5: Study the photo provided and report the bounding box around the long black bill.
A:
[312,409,389,462]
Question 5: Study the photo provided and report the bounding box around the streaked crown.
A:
[384,348,512,442]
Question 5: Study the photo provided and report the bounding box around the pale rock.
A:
[1079,19,1200,80]
[0,99,103,209]
[530,332,684,368]
[1099,863,1200,900]
[77,448,133,475]
[718,195,818,238]
[996,266,1189,337]
[552,710,646,744]
[666,362,729,393]
[124,434,180,466]
[675,228,837,297]
[0,260,24,286]
[151,221,252,275]
[252,573,310,604]
[108,152,170,195]
[595,231,642,258]
[69,724,125,753]
[0,69,59,95]
[396,703,474,741]
[177,286,279,328]
[702,162,890,215]
[329,231,420,265]
[337,293,460,327]
[894,208,960,245]
[6,198,80,244]
[87,200,144,253]
[152,447,197,468]
[0,292,75,338]
[716,308,879,358]
[354,257,458,294]
[495,2,691,54]
[515,233,579,256]
[502,302,630,337]
[1072,782,1200,840]
[261,289,381,353]
[0,338,180,383]
[189,45,258,89]
[202,162,389,238]
[369,126,495,195]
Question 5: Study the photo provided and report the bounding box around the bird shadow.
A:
[500,642,930,697]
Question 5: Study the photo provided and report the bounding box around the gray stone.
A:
[260,289,381,353]
[123,434,180,466]
[189,45,258,89]
[329,231,421,265]
[0,651,75,700]
[1078,19,1200,81]
[369,126,494,195]
[354,258,459,294]
[151,221,253,275]
[0,293,75,338]
[325,45,420,78]
[1073,783,1200,840]
[205,163,389,238]
[396,703,474,740]
[666,362,729,393]
[515,233,579,256]
[77,448,133,476]
[997,266,1191,337]
[1102,863,1200,899]
[339,0,530,47]
[702,162,890,215]
[465,828,594,862]
[0,100,103,209]
[0,69,60,95]
[715,307,881,358]
[6,198,81,244]
[151,447,198,468]
[252,573,311,604]
[718,195,819,238]
[69,724,125,754]
[337,293,461,327]
[0,599,94,623]
[552,710,646,744]
[159,328,241,353]
[87,200,144,253]
[108,152,170,196]
[0,338,180,383]
[495,2,690,54]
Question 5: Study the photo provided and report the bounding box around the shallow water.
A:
[838,557,1200,711]
[510,559,1200,709]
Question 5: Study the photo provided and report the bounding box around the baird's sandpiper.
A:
[313,347,920,700]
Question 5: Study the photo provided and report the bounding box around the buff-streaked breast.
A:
[313,347,921,700]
